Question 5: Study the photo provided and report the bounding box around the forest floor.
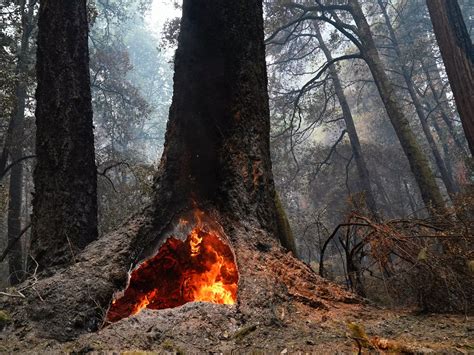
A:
[2,299,472,353]
[1,222,473,353]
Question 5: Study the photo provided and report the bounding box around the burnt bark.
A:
[31,0,98,269]
[426,0,474,157]
[348,0,446,214]
[315,26,379,220]
[138,0,285,258]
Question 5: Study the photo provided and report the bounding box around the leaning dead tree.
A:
[4,0,355,342]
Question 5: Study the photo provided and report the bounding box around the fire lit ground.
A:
[106,211,239,323]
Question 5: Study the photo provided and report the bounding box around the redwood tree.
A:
[426,0,474,157]
[31,0,98,269]
[138,0,290,257]
[19,0,319,341]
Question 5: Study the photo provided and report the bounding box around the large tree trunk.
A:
[348,0,446,214]
[135,0,290,260]
[378,0,459,196]
[315,26,379,220]
[31,0,98,269]
[426,0,474,157]
[4,0,353,342]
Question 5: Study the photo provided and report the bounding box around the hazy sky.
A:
[147,0,181,35]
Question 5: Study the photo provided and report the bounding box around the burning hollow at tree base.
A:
[106,213,239,323]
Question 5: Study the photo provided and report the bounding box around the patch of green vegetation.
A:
[0,310,11,329]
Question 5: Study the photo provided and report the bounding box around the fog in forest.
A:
[1,1,473,349]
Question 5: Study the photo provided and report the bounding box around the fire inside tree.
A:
[106,210,238,323]
[11,0,348,342]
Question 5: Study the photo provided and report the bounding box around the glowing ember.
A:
[106,222,238,323]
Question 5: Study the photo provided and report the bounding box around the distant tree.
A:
[377,0,458,196]
[314,25,379,220]
[3,0,35,285]
[87,0,172,234]
[267,0,446,214]
[31,0,98,269]
[426,0,474,157]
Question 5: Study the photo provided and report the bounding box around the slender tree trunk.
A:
[7,153,24,285]
[426,0,474,156]
[431,117,455,182]
[378,0,458,196]
[421,59,469,156]
[0,0,34,180]
[6,0,35,285]
[31,0,98,269]
[315,26,379,220]
[349,0,446,214]
[373,171,396,217]
[403,179,420,218]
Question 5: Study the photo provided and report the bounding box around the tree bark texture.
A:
[137,0,291,259]
[31,0,98,269]
[349,0,446,214]
[426,0,474,157]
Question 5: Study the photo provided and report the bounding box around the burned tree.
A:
[31,0,98,269]
[6,0,350,342]
[426,0,474,157]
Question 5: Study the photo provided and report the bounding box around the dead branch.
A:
[0,223,31,262]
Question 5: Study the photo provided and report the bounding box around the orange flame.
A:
[106,213,238,323]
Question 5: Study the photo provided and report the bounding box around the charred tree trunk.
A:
[378,0,459,196]
[137,0,287,259]
[426,0,474,157]
[31,0,98,269]
[315,27,379,220]
[348,0,446,214]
